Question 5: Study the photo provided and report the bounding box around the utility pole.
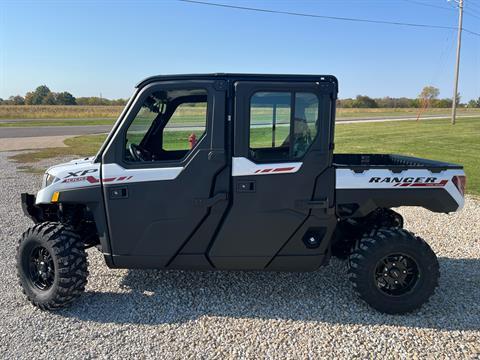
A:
[451,0,463,125]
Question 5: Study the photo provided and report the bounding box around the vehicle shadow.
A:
[59,257,480,330]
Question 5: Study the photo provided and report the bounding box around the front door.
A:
[209,81,336,270]
[101,80,229,268]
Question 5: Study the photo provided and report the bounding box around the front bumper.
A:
[21,193,43,223]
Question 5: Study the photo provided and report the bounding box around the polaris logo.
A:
[369,177,437,183]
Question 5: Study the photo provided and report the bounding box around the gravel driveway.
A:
[0,152,479,359]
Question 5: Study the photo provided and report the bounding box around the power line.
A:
[179,0,480,37]
[464,9,480,19]
[402,0,455,11]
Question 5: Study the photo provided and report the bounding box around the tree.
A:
[352,95,378,108]
[42,92,56,105]
[468,97,480,108]
[25,85,52,105]
[55,92,76,105]
[419,86,440,101]
[418,86,440,109]
[8,95,25,105]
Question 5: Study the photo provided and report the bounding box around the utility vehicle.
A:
[18,74,466,314]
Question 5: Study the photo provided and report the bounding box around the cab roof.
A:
[136,73,338,89]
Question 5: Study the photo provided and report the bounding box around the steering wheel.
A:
[129,143,153,162]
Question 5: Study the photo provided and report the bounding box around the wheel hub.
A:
[29,246,55,290]
[375,254,419,296]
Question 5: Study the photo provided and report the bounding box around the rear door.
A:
[101,80,229,268]
[209,81,336,270]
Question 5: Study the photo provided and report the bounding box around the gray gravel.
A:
[0,152,479,359]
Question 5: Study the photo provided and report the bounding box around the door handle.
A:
[109,187,128,200]
[194,192,228,207]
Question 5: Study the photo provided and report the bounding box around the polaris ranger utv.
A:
[18,74,466,314]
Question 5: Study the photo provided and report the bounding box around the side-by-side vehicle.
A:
[18,74,466,314]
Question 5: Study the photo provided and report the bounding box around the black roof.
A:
[136,73,338,88]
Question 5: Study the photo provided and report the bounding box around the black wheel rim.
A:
[28,246,55,290]
[374,254,419,296]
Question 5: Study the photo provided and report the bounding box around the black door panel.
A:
[102,81,228,268]
[209,81,335,270]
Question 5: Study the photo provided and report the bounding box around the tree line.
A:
[0,85,127,106]
[338,86,480,108]
[1,85,479,108]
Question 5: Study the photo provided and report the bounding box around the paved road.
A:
[0,125,112,138]
[0,114,478,139]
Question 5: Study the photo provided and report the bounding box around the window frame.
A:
[247,90,320,163]
[114,82,214,170]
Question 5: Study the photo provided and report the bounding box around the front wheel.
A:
[16,222,88,310]
[348,227,439,314]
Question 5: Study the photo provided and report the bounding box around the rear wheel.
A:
[348,227,439,314]
[16,222,88,310]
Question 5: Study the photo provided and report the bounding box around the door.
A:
[101,80,229,268]
[209,81,336,270]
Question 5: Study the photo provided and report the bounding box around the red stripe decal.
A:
[273,167,295,172]
[255,169,262,173]
[261,169,272,173]
[86,176,100,184]
[103,177,116,182]
[410,180,448,187]
[117,176,127,181]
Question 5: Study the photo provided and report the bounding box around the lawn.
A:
[9,117,479,195]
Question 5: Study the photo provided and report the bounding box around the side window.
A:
[163,102,207,151]
[293,92,319,159]
[125,89,207,162]
[249,92,291,161]
[248,91,319,162]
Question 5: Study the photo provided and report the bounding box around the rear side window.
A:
[249,91,319,162]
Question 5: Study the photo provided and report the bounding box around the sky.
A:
[1,0,479,101]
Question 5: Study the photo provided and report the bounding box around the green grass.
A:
[9,117,479,195]
[10,135,107,163]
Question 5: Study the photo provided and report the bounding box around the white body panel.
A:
[101,163,183,183]
[232,157,302,176]
[36,157,184,204]
[36,158,101,204]
[336,168,466,210]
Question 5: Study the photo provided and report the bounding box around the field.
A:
[9,117,479,195]
[0,105,124,119]
[1,105,480,124]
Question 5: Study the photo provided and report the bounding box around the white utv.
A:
[18,74,466,314]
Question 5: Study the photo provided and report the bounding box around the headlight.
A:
[43,173,58,187]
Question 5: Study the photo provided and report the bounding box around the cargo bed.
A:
[333,154,465,216]
[333,154,463,172]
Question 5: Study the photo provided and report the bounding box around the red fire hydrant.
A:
[188,133,197,149]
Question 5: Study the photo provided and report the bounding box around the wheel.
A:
[348,227,439,314]
[16,222,88,310]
